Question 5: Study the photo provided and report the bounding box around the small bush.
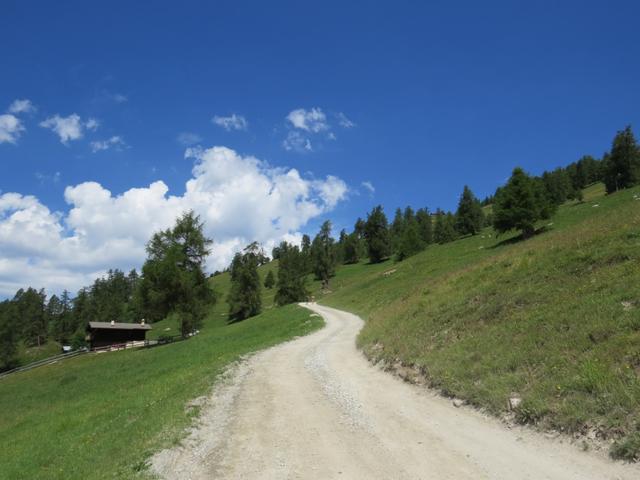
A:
[515,398,549,425]
[610,431,640,462]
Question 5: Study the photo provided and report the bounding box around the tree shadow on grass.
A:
[366,257,391,266]
[490,226,552,249]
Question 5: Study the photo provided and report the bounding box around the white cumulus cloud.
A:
[0,146,349,297]
[212,114,248,131]
[286,107,328,132]
[0,114,25,144]
[85,118,100,131]
[40,114,84,144]
[8,99,36,114]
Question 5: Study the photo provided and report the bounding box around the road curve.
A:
[152,303,639,480]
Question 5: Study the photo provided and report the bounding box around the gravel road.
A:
[152,303,639,479]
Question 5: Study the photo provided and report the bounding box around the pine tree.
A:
[364,206,392,263]
[455,186,484,235]
[227,243,262,321]
[415,208,433,245]
[396,213,424,261]
[0,300,18,371]
[493,167,556,238]
[300,234,312,273]
[390,207,405,252]
[275,243,309,305]
[434,209,457,244]
[353,217,368,258]
[603,126,640,193]
[342,233,360,264]
[264,270,276,289]
[335,229,348,264]
[312,220,336,289]
[13,287,47,346]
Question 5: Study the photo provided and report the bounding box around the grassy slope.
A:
[319,183,640,458]
[0,261,320,480]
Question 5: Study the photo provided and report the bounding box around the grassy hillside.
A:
[0,268,320,479]
[318,183,640,459]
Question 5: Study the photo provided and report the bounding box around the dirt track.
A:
[151,303,639,479]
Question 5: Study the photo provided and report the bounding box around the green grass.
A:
[318,184,640,458]
[0,297,322,479]
[15,340,62,366]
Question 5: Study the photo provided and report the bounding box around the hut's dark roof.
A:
[88,321,152,331]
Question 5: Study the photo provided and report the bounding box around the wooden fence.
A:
[0,332,196,380]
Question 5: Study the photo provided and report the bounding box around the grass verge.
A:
[318,184,640,459]
[0,304,322,479]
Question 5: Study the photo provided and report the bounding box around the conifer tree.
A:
[390,207,405,252]
[227,243,262,321]
[493,167,556,238]
[603,126,640,193]
[300,234,312,273]
[396,213,423,261]
[0,301,18,371]
[275,243,309,305]
[364,205,392,263]
[415,208,433,245]
[433,209,458,244]
[312,220,336,289]
[342,232,360,264]
[455,185,484,235]
[264,270,275,289]
[353,217,368,258]
[138,211,214,335]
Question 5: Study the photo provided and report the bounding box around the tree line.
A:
[226,125,640,318]
[2,125,638,369]
[0,212,214,371]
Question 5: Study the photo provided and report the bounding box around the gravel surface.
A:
[151,303,640,479]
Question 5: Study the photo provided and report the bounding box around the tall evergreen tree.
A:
[353,217,368,258]
[138,211,214,335]
[342,232,360,264]
[390,207,405,252]
[0,301,19,371]
[13,287,47,346]
[264,270,276,289]
[396,212,424,261]
[275,243,309,305]
[364,206,392,263]
[603,125,640,193]
[312,220,337,289]
[455,186,484,235]
[434,209,458,244]
[493,167,556,238]
[415,208,433,245]
[227,243,262,321]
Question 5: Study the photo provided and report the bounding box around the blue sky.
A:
[1,0,639,295]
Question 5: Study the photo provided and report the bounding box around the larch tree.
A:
[312,220,337,289]
[364,205,392,263]
[275,243,309,305]
[227,242,263,321]
[264,270,276,289]
[138,211,214,335]
[603,125,640,193]
[492,167,556,238]
[455,185,484,236]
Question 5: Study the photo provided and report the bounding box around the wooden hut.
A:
[87,320,152,349]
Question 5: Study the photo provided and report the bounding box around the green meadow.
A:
[0,275,321,479]
[316,183,640,459]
